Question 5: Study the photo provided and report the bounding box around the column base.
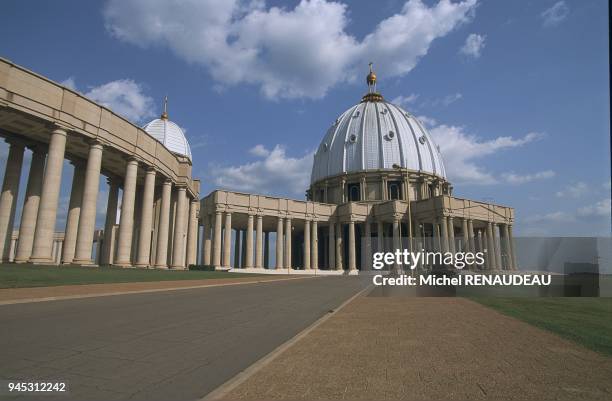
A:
[133,262,151,268]
[28,257,55,265]
[13,258,30,264]
[154,264,168,269]
[112,261,134,268]
[72,258,95,266]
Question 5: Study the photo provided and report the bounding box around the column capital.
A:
[144,165,157,174]
[27,143,48,154]
[5,137,26,148]
[49,125,69,136]
[85,138,104,149]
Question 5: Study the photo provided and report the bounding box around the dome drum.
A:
[308,168,451,204]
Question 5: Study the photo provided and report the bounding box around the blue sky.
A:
[0,0,609,236]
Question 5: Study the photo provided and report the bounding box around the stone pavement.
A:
[220,295,612,400]
[0,277,367,400]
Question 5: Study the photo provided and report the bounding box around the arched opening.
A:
[347,183,361,202]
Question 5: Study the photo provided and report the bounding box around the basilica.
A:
[199,65,517,272]
[0,58,516,272]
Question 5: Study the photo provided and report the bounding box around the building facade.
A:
[0,59,516,272]
[200,66,517,272]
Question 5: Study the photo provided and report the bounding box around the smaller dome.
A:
[142,97,192,160]
[143,118,192,160]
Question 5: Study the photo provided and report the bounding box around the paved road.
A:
[0,277,368,401]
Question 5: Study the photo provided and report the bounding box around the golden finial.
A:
[361,63,383,102]
[160,96,168,120]
[366,62,377,89]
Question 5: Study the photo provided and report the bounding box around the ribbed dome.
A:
[311,100,446,184]
[142,118,192,160]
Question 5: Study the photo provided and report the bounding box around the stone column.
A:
[264,231,270,268]
[255,215,263,268]
[0,140,24,261]
[31,128,67,264]
[502,224,512,271]
[461,218,469,252]
[245,214,254,268]
[311,221,318,270]
[328,222,335,270]
[467,219,475,253]
[223,212,232,268]
[73,141,104,264]
[202,214,212,266]
[100,178,119,265]
[212,211,222,267]
[8,236,17,262]
[303,219,310,270]
[377,221,384,253]
[241,230,247,267]
[154,180,172,268]
[381,177,388,200]
[186,199,198,267]
[392,218,400,270]
[134,167,156,267]
[493,223,502,270]
[14,147,46,263]
[486,222,495,270]
[360,176,367,201]
[61,162,85,264]
[364,219,371,270]
[440,216,449,253]
[275,217,283,269]
[447,217,456,254]
[508,225,517,270]
[114,158,138,266]
[171,187,188,268]
[284,217,292,269]
[348,220,356,271]
[335,223,343,270]
[234,229,241,268]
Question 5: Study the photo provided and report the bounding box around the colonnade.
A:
[198,209,517,272]
[200,212,329,271]
[417,216,517,270]
[0,134,199,268]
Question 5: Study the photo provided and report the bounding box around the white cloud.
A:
[103,0,478,99]
[521,198,611,236]
[60,77,77,90]
[416,115,437,127]
[63,77,156,123]
[391,94,419,107]
[249,144,270,157]
[524,211,575,224]
[501,170,555,185]
[427,122,544,184]
[541,1,569,27]
[555,182,589,198]
[459,33,485,58]
[577,199,611,218]
[209,145,314,197]
[440,92,463,106]
[84,80,155,123]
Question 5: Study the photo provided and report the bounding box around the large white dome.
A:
[143,116,192,160]
[311,99,446,184]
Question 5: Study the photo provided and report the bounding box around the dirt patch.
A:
[221,296,612,400]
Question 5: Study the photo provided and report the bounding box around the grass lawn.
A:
[473,297,612,356]
[0,264,266,289]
